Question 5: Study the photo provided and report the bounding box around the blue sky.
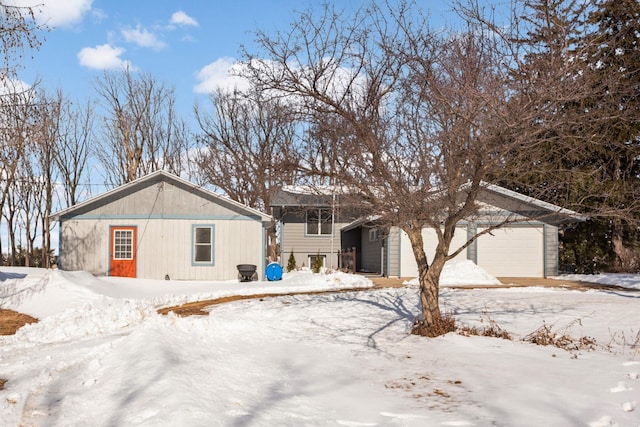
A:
[16,0,380,118]
[15,1,463,119]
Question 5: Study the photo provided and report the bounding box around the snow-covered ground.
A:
[0,261,638,426]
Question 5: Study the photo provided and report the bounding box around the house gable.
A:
[53,171,271,222]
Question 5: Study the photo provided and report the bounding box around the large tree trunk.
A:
[404,225,449,336]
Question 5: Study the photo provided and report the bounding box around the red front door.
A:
[110,226,136,278]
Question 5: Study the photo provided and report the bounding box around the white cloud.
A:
[170,11,199,27]
[121,25,166,50]
[77,44,133,70]
[194,58,251,94]
[10,0,95,28]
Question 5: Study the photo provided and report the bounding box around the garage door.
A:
[400,226,468,278]
[477,226,544,277]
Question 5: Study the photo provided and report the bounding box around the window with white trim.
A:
[113,230,133,259]
[193,225,214,264]
[306,208,333,235]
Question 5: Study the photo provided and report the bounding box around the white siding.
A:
[60,218,264,280]
[59,219,111,274]
[476,225,544,277]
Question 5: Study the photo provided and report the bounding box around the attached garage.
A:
[399,226,468,278]
[476,225,545,277]
[356,183,584,279]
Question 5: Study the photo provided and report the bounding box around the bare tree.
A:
[0,1,44,264]
[55,93,93,207]
[94,67,193,186]
[15,155,43,267]
[242,2,518,335]
[32,88,61,268]
[0,1,44,82]
[3,176,20,265]
[0,81,36,263]
[194,87,300,261]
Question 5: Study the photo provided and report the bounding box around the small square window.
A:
[308,254,326,268]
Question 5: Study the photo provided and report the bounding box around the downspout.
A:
[57,218,62,269]
[330,187,336,269]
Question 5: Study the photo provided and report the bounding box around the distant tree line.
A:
[0,0,638,334]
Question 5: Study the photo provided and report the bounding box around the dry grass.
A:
[0,309,38,336]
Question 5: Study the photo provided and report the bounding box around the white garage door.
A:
[400,226,468,278]
[477,226,544,277]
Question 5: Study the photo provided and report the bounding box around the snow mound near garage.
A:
[403,259,501,286]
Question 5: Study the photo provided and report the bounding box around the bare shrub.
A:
[412,313,456,338]
[606,328,640,355]
[523,319,597,352]
[457,311,512,340]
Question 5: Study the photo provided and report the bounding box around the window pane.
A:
[195,227,211,244]
[195,245,211,262]
[113,230,133,259]
[320,209,332,234]
[306,210,319,235]
[309,255,326,267]
[320,221,332,235]
[307,221,319,235]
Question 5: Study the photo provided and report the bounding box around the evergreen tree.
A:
[312,252,323,274]
[581,0,640,271]
[495,0,640,272]
[286,250,297,272]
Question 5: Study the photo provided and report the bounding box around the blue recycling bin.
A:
[265,262,283,281]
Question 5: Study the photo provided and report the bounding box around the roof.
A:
[478,182,587,223]
[338,182,586,230]
[270,187,340,208]
[341,215,382,232]
[51,170,272,223]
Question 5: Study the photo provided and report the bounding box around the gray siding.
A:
[280,222,344,269]
[61,176,259,221]
[386,227,401,277]
[360,227,383,273]
[279,211,348,269]
[544,224,559,277]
